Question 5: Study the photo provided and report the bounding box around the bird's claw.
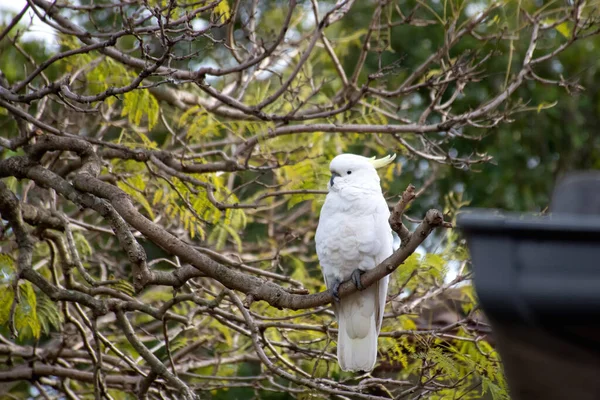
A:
[331,279,341,302]
[351,268,365,291]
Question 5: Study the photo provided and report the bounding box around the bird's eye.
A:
[347,170,352,175]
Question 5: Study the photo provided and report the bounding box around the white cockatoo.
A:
[315,153,399,372]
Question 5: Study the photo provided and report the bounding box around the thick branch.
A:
[0,136,448,311]
[0,364,139,387]
[389,184,416,243]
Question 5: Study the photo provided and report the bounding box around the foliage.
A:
[0,0,598,398]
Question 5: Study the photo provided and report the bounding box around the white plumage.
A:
[315,153,397,372]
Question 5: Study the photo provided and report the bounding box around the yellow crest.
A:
[368,153,396,169]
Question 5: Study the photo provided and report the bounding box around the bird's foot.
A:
[351,268,365,291]
[331,279,341,302]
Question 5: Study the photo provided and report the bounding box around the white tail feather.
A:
[338,312,377,372]
[336,277,389,372]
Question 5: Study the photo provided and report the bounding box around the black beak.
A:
[329,172,340,187]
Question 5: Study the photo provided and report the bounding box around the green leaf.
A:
[122,89,159,131]
[274,159,328,209]
[180,106,224,142]
[208,224,228,250]
[211,319,233,347]
[541,17,570,38]
[36,292,62,334]
[84,58,128,106]
[110,280,135,296]
[482,376,510,400]
[0,254,16,326]
[213,0,231,21]
[4,177,18,192]
[152,188,164,205]
[169,336,189,353]
[556,22,570,38]
[117,181,156,220]
[419,68,442,83]
[221,224,243,252]
[15,282,41,339]
[397,253,420,283]
[0,286,14,325]
[422,253,447,279]
[289,255,307,281]
[73,231,93,258]
[0,253,16,285]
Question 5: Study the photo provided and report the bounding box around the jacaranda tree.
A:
[0,0,598,398]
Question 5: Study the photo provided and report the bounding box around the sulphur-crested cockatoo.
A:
[315,153,399,372]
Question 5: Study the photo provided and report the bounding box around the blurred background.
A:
[1,0,599,399]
